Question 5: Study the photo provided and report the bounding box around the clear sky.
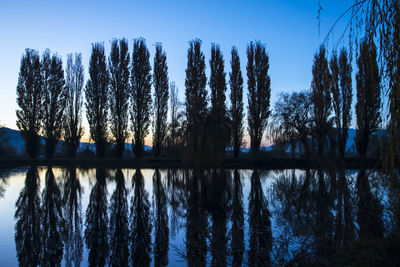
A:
[0,0,353,144]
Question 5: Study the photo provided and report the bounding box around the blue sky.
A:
[0,0,353,143]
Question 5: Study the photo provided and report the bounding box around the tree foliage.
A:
[355,39,381,158]
[209,43,228,160]
[229,47,244,158]
[16,49,42,158]
[130,38,152,157]
[41,50,66,158]
[85,43,109,158]
[185,39,207,154]
[64,53,84,157]
[152,43,169,157]
[271,91,313,157]
[330,49,353,159]
[247,41,271,155]
[109,38,130,157]
[311,46,332,157]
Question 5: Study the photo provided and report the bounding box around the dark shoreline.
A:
[0,156,380,170]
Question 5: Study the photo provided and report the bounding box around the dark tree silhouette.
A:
[185,170,208,266]
[248,170,272,266]
[355,39,381,159]
[329,49,352,159]
[230,169,244,267]
[130,38,152,157]
[153,169,169,267]
[63,167,83,267]
[108,169,129,266]
[311,46,332,158]
[109,39,130,158]
[130,169,152,267]
[63,53,84,157]
[41,50,67,158]
[41,167,65,266]
[85,43,109,158]
[15,167,42,266]
[271,91,313,157]
[85,168,109,266]
[229,47,244,158]
[152,43,169,157]
[247,41,271,155]
[330,49,354,246]
[185,39,207,154]
[16,49,42,158]
[209,44,228,161]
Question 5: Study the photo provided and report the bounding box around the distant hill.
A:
[0,127,152,156]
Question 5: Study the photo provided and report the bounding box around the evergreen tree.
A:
[16,49,43,158]
[152,43,169,157]
[109,38,130,157]
[209,43,228,161]
[185,39,207,154]
[41,50,66,158]
[130,38,152,157]
[229,47,244,158]
[64,53,84,157]
[311,46,332,157]
[247,41,271,155]
[355,39,381,158]
[85,43,109,158]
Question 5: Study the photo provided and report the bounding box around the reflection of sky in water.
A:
[0,167,390,266]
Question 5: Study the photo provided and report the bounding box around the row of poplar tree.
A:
[16,37,381,160]
[16,38,271,159]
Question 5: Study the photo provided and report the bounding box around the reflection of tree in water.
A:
[313,169,334,265]
[15,166,42,266]
[357,168,383,240]
[230,169,244,267]
[130,169,152,267]
[333,167,355,246]
[209,169,229,267]
[248,170,272,266]
[166,169,186,238]
[63,167,83,267]
[41,167,65,266]
[185,169,207,267]
[85,168,109,267]
[109,169,129,266]
[153,169,169,267]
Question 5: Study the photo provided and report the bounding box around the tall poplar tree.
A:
[209,43,227,160]
[185,39,207,154]
[152,43,169,157]
[311,46,332,157]
[16,49,43,158]
[130,38,152,157]
[229,47,244,158]
[85,43,109,158]
[41,50,66,158]
[247,41,271,155]
[63,53,84,157]
[330,48,352,159]
[109,38,130,157]
[355,40,381,159]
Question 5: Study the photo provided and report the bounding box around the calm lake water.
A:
[0,167,391,266]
